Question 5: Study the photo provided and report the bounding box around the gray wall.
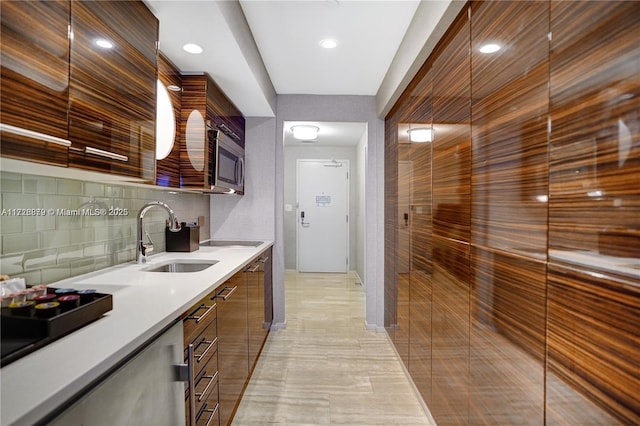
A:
[209,116,277,242]
[356,131,367,285]
[283,146,359,272]
[275,95,385,331]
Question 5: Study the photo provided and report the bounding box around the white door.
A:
[297,159,349,273]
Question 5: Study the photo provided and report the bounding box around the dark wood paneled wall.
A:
[384,1,640,424]
[384,109,399,340]
[547,263,639,424]
[432,11,471,244]
[471,1,549,257]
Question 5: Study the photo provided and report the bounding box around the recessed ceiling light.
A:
[479,43,501,53]
[167,85,182,92]
[183,43,203,54]
[319,39,338,49]
[95,38,113,49]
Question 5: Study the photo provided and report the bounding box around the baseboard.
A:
[384,332,437,425]
[364,321,386,333]
[270,321,287,331]
[352,270,364,288]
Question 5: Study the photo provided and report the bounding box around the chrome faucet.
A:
[137,201,181,264]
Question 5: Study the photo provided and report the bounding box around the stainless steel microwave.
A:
[208,127,244,194]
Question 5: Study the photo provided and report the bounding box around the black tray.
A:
[1,289,113,367]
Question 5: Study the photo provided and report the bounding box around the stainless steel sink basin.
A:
[143,260,219,273]
[200,240,263,248]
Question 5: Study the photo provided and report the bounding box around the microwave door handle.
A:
[236,157,245,186]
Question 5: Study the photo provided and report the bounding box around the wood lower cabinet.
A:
[183,290,219,426]
[0,0,71,166]
[68,0,157,182]
[215,248,272,426]
[246,248,272,370]
[215,273,248,426]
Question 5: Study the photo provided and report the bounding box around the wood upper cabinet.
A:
[68,0,158,182]
[156,53,182,188]
[181,73,246,191]
[0,0,71,166]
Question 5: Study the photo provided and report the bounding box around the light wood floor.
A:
[232,271,435,425]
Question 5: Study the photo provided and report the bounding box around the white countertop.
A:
[0,240,273,426]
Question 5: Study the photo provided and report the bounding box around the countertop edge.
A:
[1,240,274,426]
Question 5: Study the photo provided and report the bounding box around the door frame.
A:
[295,158,350,273]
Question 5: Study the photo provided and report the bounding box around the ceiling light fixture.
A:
[167,85,182,92]
[479,43,501,53]
[291,125,319,141]
[319,38,338,49]
[183,43,203,54]
[407,127,432,143]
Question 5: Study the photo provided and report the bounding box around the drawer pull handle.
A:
[187,303,216,324]
[214,286,237,301]
[245,263,261,273]
[259,256,269,263]
[200,403,219,426]
[195,337,218,363]
[84,146,129,162]
[0,123,72,147]
[196,371,219,402]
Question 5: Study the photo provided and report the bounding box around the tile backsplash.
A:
[0,171,210,285]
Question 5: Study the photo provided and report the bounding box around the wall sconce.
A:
[291,125,319,141]
[407,127,432,143]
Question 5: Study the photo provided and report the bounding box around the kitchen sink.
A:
[200,240,263,248]
[143,260,219,273]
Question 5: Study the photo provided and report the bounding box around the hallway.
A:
[233,271,434,425]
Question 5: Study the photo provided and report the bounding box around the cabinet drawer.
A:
[184,298,217,345]
[197,400,219,426]
[193,322,218,371]
[194,364,219,421]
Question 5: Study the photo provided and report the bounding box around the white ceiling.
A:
[239,0,419,96]
[144,0,460,118]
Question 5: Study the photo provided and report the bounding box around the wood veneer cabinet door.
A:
[247,254,270,370]
[180,73,246,190]
[0,0,70,166]
[408,271,432,404]
[68,0,157,182]
[384,111,399,340]
[432,9,471,244]
[549,1,640,260]
[547,263,638,425]
[431,235,470,425]
[470,247,546,425]
[470,0,549,257]
[156,53,182,188]
[215,273,249,426]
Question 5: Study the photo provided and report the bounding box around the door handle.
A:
[301,211,310,226]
